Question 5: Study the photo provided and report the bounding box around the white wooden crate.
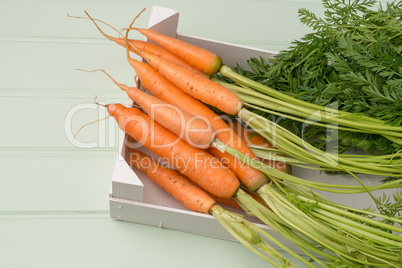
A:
[108,5,395,252]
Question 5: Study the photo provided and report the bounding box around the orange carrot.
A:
[124,58,267,191]
[231,120,292,174]
[206,146,267,191]
[94,69,215,149]
[128,149,268,213]
[129,150,217,214]
[128,148,261,212]
[82,11,209,78]
[139,51,242,115]
[130,27,222,75]
[128,146,259,212]
[128,40,209,78]
[107,103,240,199]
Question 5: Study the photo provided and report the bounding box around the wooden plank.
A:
[0,155,116,211]
[0,0,325,49]
[0,41,135,91]
[0,96,126,149]
[0,214,311,268]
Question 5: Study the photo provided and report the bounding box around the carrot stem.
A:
[235,189,334,267]
[219,65,402,144]
[214,140,402,265]
[238,108,402,176]
[213,139,402,193]
[212,206,293,268]
[212,204,311,268]
[257,183,402,266]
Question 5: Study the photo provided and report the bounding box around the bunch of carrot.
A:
[73,9,402,267]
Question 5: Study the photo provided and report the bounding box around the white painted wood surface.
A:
[0,0,392,267]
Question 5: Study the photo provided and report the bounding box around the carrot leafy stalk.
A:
[218,65,402,146]
[224,0,402,156]
[213,139,402,267]
[235,107,402,178]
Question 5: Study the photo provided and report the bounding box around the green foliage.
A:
[358,191,402,228]
[229,0,402,155]
[374,191,402,226]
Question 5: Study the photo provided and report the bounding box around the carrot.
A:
[93,69,215,149]
[129,150,217,214]
[128,148,247,212]
[127,141,263,212]
[82,11,209,78]
[107,103,240,199]
[127,40,209,78]
[206,146,267,191]
[125,14,242,115]
[129,27,222,75]
[124,57,267,191]
[231,120,292,174]
[138,51,242,115]
[123,13,241,116]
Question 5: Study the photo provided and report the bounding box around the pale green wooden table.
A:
[0,1,388,267]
